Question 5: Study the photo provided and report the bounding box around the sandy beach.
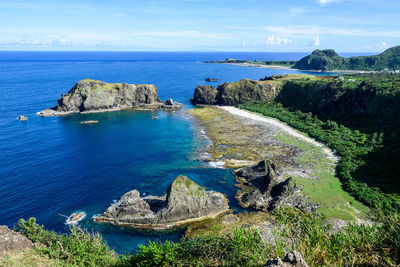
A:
[218,106,339,162]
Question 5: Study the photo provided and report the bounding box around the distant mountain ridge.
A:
[294,46,400,71]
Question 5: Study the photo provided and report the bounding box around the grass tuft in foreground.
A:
[14,218,119,266]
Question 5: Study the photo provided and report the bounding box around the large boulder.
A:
[95,175,229,229]
[0,225,33,256]
[265,251,309,267]
[38,79,181,116]
[191,79,281,106]
[235,160,318,212]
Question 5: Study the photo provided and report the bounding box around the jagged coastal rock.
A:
[265,251,309,267]
[18,115,28,121]
[191,85,218,105]
[38,79,182,116]
[235,160,318,212]
[191,79,281,106]
[0,226,33,256]
[94,175,229,229]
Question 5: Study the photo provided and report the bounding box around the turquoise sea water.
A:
[0,51,359,253]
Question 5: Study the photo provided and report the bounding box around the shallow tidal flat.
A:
[188,106,369,220]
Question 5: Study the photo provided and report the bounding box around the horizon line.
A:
[0,50,381,54]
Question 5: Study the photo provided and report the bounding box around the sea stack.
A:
[94,175,229,229]
[38,79,182,116]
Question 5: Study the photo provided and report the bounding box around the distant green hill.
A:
[294,46,400,71]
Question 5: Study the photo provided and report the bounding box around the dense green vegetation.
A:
[14,218,119,266]
[13,209,400,266]
[294,46,400,71]
[241,88,400,213]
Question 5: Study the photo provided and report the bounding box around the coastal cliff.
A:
[94,175,229,229]
[191,78,281,106]
[38,79,181,116]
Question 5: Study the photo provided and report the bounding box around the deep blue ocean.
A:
[0,51,368,253]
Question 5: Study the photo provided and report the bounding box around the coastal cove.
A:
[0,52,345,253]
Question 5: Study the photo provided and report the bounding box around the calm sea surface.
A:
[0,51,367,253]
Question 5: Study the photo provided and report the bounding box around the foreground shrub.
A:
[14,218,118,266]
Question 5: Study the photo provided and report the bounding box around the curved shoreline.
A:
[218,106,339,162]
[215,62,374,74]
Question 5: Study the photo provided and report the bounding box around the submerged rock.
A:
[235,160,318,212]
[265,251,309,267]
[79,120,99,124]
[38,79,182,116]
[94,175,229,229]
[0,225,33,255]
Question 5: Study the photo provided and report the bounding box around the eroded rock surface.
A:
[191,79,281,106]
[191,85,218,105]
[0,226,33,256]
[95,175,229,229]
[38,79,182,116]
[235,160,318,212]
[265,251,309,267]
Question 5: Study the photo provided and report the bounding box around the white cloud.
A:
[14,36,43,46]
[241,40,247,47]
[290,7,312,14]
[265,36,292,46]
[377,41,389,50]
[50,35,78,46]
[318,0,339,5]
[313,36,320,46]
[263,25,400,38]
[130,31,232,40]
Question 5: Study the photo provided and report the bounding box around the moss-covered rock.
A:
[191,79,281,106]
[38,79,181,116]
[94,175,229,229]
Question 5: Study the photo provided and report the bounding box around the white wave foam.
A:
[208,161,226,168]
[199,152,212,160]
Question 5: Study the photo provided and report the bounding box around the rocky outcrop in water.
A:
[235,160,318,212]
[38,79,182,116]
[94,175,229,229]
[0,226,33,256]
[191,79,281,106]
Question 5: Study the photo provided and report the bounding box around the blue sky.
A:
[0,0,399,52]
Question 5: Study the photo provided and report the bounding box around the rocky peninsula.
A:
[94,175,229,230]
[38,79,181,116]
[204,45,400,72]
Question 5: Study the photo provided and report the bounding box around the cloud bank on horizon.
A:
[0,0,399,52]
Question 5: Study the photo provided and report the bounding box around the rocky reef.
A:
[38,79,181,116]
[191,79,281,106]
[235,160,318,213]
[94,175,229,229]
